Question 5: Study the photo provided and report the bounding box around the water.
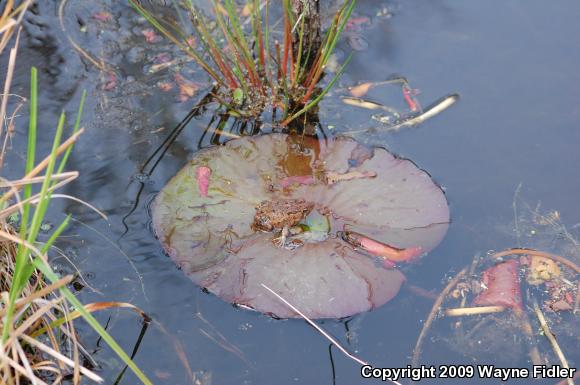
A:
[3,0,579,384]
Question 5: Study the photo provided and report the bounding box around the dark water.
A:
[4,0,580,384]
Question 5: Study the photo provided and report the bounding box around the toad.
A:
[252,198,314,248]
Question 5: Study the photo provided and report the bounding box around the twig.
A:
[0,275,73,318]
[58,0,108,71]
[574,285,579,315]
[261,283,403,385]
[490,248,580,274]
[444,306,506,317]
[453,254,481,329]
[386,94,459,131]
[0,349,50,385]
[533,300,574,385]
[0,26,20,142]
[516,310,543,366]
[19,334,103,383]
[556,371,580,385]
[411,268,467,367]
[512,182,523,246]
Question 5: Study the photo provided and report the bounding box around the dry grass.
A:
[0,236,102,384]
[0,2,150,384]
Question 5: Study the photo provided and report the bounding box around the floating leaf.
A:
[152,134,449,318]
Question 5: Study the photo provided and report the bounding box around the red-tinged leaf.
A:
[349,82,373,97]
[358,236,423,262]
[93,12,113,22]
[186,37,196,49]
[473,260,523,312]
[103,72,117,91]
[196,166,211,197]
[153,53,172,64]
[403,85,422,112]
[142,28,159,43]
[157,82,173,92]
[174,73,199,101]
[278,175,315,188]
[346,34,369,51]
[345,16,371,32]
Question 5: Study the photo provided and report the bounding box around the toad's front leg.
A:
[272,225,289,248]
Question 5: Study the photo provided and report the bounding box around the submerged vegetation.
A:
[131,0,355,126]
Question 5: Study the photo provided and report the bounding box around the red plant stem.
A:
[255,28,267,95]
[237,47,260,88]
[209,45,238,90]
[302,51,322,88]
[275,42,282,83]
[214,18,259,89]
[257,26,265,72]
[289,34,295,83]
[301,64,324,103]
[272,41,282,103]
[302,9,341,89]
[402,85,420,112]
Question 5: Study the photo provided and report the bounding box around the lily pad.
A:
[152,134,449,318]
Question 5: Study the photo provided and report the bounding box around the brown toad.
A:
[252,198,314,247]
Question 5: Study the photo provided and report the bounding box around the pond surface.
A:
[4,0,580,384]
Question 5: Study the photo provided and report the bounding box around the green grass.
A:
[0,67,152,385]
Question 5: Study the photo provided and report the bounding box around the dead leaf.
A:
[345,16,371,32]
[142,28,159,43]
[215,3,228,16]
[241,4,253,17]
[349,82,373,97]
[154,370,171,380]
[548,299,572,312]
[174,73,199,101]
[157,82,173,92]
[346,34,369,51]
[103,72,117,91]
[527,256,560,285]
[92,12,112,22]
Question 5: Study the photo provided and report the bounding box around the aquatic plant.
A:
[152,133,449,318]
[413,246,580,369]
[130,0,355,126]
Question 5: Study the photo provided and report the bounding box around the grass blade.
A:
[31,260,153,385]
[57,90,85,174]
[282,52,352,126]
[129,0,225,87]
